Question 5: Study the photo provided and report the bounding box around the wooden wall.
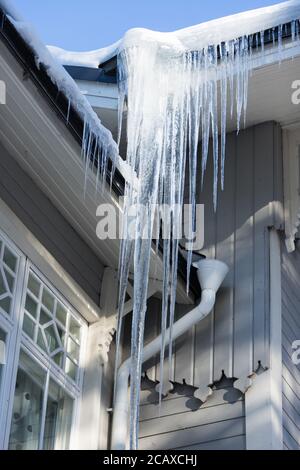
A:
[137,121,283,449]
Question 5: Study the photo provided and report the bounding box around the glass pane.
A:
[8,351,46,450]
[69,317,80,342]
[4,268,14,293]
[28,274,40,299]
[43,379,73,450]
[65,357,77,381]
[0,270,6,295]
[42,288,54,313]
[56,303,67,327]
[52,351,64,368]
[0,296,11,315]
[44,324,59,353]
[37,328,48,353]
[56,324,65,345]
[67,337,79,364]
[39,308,52,326]
[3,246,17,272]
[23,314,36,340]
[25,294,38,319]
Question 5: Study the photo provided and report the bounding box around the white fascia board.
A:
[250,37,300,71]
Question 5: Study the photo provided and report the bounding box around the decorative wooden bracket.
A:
[97,267,162,364]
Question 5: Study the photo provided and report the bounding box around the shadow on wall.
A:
[140,371,243,412]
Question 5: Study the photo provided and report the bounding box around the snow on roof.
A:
[1,0,299,193]
[47,0,300,68]
[0,0,138,184]
[0,0,23,22]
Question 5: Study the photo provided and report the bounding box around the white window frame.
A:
[0,226,88,450]
[21,263,88,394]
[0,230,26,449]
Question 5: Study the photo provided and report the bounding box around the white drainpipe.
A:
[111,258,229,450]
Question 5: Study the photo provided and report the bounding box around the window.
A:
[0,238,19,317]
[8,351,47,450]
[43,379,73,450]
[23,270,83,384]
[0,234,23,449]
[0,229,87,450]
[8,351,74,450]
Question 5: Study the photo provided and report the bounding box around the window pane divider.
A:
[38,369,50,450]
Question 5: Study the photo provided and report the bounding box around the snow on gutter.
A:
[0,0,137,190]
[48,0,300,68]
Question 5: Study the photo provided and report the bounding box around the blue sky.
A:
[13,0,282,51]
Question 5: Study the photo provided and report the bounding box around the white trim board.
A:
[245,228,283,450]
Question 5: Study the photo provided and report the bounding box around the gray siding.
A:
[0,140,104,305]
[138,121,283,449]
[139,377,245,450]
[281,238,300,450]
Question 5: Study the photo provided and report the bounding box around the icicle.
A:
[228,40,235,119]
[110,17,300,450]
[220,44,228,190]
[255,32,259,51]
[272,27,276,45]
[260,31,265,54]
[66,98,71,123]
[201,46,211,186]
[278,24,283,62]
[291,20,296,42]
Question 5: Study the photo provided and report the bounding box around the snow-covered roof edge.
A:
[0,0,136,184]
[48,0,300,68]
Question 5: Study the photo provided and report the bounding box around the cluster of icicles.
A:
[80,20,300,449]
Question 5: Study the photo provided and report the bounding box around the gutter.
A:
[0,8,124,195]
[111,258,229,450]
[94,21,296,83]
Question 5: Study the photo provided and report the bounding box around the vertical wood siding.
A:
[0,140,104,305]
[281,238,300,450]
[139,121,283,449]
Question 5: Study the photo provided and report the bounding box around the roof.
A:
[48,1,300,86]
[0,4,200,299]
[48,0,300,74]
